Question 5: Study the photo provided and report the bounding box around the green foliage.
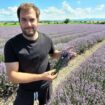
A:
[0,22,19,26]
[0,55,4,62]
[64,18,70,24]
[1,20,105,27]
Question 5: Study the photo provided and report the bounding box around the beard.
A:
[22,27,36,37]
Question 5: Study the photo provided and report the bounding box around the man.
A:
[4,3,76,105]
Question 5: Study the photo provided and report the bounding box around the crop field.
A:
[0,24,105,55]
[49,44,105,105]
[0,24,105,105]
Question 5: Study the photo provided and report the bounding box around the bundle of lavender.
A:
[54,47,76,73]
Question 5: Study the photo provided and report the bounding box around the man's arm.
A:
[50,50,61,59]
[5,62,57,84]
[50,49,77,59]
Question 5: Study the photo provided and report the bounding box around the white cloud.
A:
[41,1,105,20]
[43,6,64,15]
[0,6,18,21]
[0,1,105,21]
[95,4,105,11]
[62,1,74,13]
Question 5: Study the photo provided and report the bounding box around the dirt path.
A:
[52,40,105,91]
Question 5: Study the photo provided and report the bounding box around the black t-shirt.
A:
[4,32,55,91]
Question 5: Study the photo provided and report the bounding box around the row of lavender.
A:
[1,24,105,56]
[0,61,17,103]
[1,29,105,56]
[1,26,105,72]
[1,24,105,39]
[55,30,105,54]
[0,24,105,43]
[48,43,105,105]
[50,30,105,69]
[52,29,105,45]
[1,24,105,72]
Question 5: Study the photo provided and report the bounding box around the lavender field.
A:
[48,44,105,105]
[0,24,105,56]
[0,24,105,105]
[1,24,105,39]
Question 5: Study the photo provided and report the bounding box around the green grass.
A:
[0,20,104,27]
[0,55,4,62]
[0,22,19,27]
[0,21,99,27]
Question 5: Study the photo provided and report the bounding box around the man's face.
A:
[19,8,38,37]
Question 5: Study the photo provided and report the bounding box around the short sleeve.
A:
[49,39,55,54]
[4,40,18,62]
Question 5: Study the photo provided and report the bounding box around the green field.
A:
[0,22,19,27]
[1,20,105,27]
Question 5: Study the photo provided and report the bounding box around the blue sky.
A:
[0,0,105,21]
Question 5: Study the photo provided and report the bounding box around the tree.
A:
[64,18,70,24]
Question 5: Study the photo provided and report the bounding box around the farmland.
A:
[0,24,105,105]
[0,24,105,56]
[49,42,105,105]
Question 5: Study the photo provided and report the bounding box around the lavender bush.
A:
[48,44,105,105]
[0,62,17,104]
[55,30,105,54]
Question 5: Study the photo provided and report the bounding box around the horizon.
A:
[1,18,105,22]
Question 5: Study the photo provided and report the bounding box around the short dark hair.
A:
[17,3,40,21]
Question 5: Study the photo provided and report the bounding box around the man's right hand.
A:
[42,69,58,81]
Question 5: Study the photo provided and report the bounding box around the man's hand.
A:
[53,47,77,72]
[42,69,58,81]
[64,47,77,59]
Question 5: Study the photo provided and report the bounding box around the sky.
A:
[0,0,105,21]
